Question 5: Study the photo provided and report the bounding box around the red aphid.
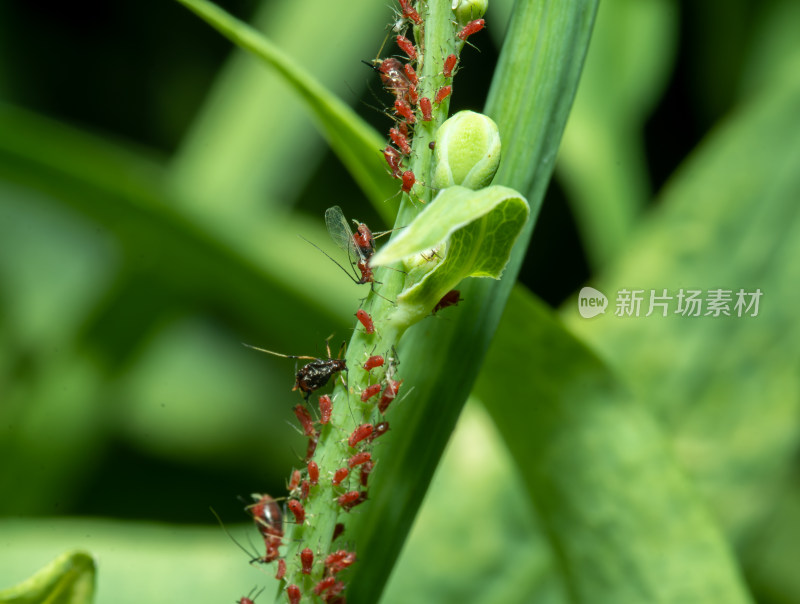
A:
[287,585,301,604]
[326,582,346,600]
[399,0,423,25]
[300,547,314,575]
[403,62,419,86]
[356,259,375,285]
[390,127,412,156]
[325,206,382,288]
[433,289,463,313]
[396,34,417,60]
[288,469,302,493]
[434,85,452,104]
[337,490,362,511]
[325,550,358,574]
[379,379,403,414]
[360,383,381,402]
[246,495,283,563]
[443,53,458,78]
[313,577,337,597]
[356,309,375,334]
[359,460,374,487]
[306,434,319,461]
[419,96,432,121]
[363,355,385,371]
[332,467,350,486]
[248,493,283,539]
[287,499,305,525]
[308,460,320,486]
[300,479,310,500]
[348,423,374,447]
[401,170,416,193]
[383,145,402,178]
[368,421,390,442]
[457,18,485,41]
[429,140,436,150]
[353,222,375,258]
[318,395,332,425]
[348,451,372,469]
[293,404,316,437]
[276,558,287,581]
[377,57,411,100]
[408,84,419,105]
[394,98,416,123]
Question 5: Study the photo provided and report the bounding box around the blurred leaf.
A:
[0,103,355,338]
[477,286,753,603]
[738,0,800,101]
[0,519,270,604]
[564,70,800,546]
[741,481,800,604]
[174,0,397,219]
[346,1,599,601]
[382,401,564,604]
[0,550,95,604]
[170,0,392,217]
[556,0,679,268]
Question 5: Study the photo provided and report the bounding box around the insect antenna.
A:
[298,235,363,285]
[242,342,317,361]
[210,507,273,571]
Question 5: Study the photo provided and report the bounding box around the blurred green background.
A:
[2,0,800,602]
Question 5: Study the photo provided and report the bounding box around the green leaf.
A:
[173,0,397,218]
[476,286,753,603]
[372,185,529,324]
[346,1,599,601]
[170,0,390,216]
[0,519,275,604]
[564,70,800,547]
[0,550,95,604]
[382,401,564,604]
[556,0,679,268]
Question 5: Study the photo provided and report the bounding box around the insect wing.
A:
[325,205,365,264]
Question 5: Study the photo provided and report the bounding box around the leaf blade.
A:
[173,0,397,217]
[477,286,753,603]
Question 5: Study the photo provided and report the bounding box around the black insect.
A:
[244,340,346,400]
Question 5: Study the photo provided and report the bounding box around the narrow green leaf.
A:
[170,0,389,214]
[556,0,678,268]
[173,0,397,217]
[346,2,598,601]
[0,103,355,334]
[476,286,753,603]
[0,550,95,604]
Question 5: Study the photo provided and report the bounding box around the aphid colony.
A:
[226,2,480,601]
[371,7,485,199]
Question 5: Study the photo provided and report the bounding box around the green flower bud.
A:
[432,110,501,190]
[452,0,488,24]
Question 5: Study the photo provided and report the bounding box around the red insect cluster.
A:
[227,2,482,601]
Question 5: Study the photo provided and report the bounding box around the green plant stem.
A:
[277,1,460,598]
